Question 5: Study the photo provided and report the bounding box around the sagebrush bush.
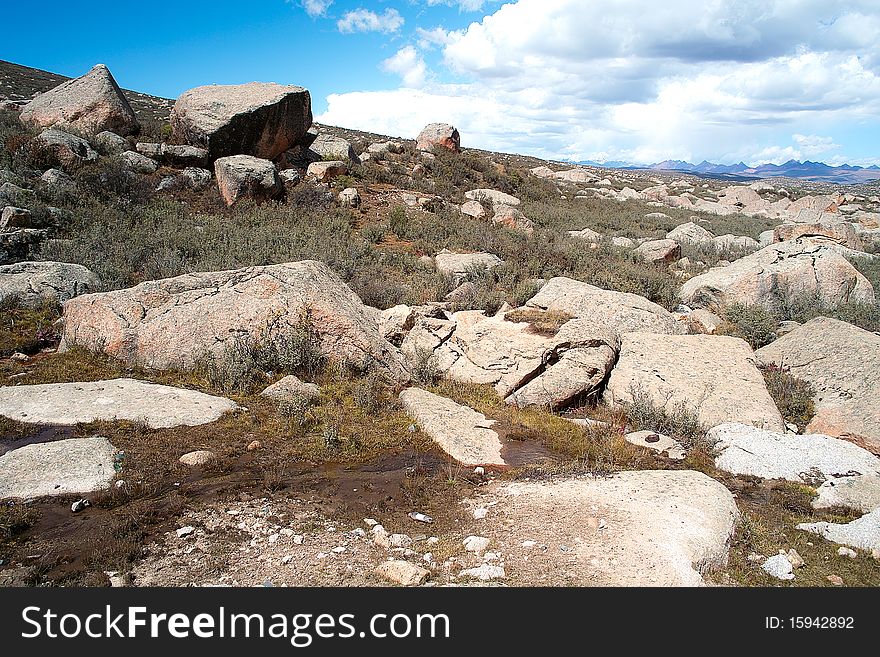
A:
[717,303,778,349]
[194,312,325,395]
[761,364,815,431]
[620,384,705,448]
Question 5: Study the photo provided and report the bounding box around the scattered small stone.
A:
[827,575,844,586]
[332,546,346,554]
[364,518,378,527]
[281,555,293,565]
[598,519,607,530]
[837,546,857,559]
[787,549,805,569]
[374,560,431,586]
[473,507,489,520]
[463,535,490,553]
[267,534,279,544]
[389,534,412,548]
[70,499,90,513]
[247,440,262,451]
[522,540,538,549]
[762,554,795,580]
[459,564,505,581]
[10,352,28,363]
[474,467,485,476]
[178,450,215,466]
[176,526,195,539]
[747,553,765,563]
[350,528,366,537]
[408,512,433,524]
[423,552,433,563]
[293,535,304,545]
[427,537,439,545]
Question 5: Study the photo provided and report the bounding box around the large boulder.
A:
[214,155,282,206]
[399,387,506,467]
[429,311,618,410]
[0,261,100,308]
[60,260,409,381]
[171,82,312,160]
[434,251,501,281]
[0,379,237,429]
[469,470,739,586]
[416,122,460,153]
[465,189,520,207]
[0,436,117,500]
[491,205,535,234]
[413,279,681,410]
[605,333,786,432]
[717,185,762,207]
[136,142,210,168]
[0,229,46,265]
[756,317,880,453]
[19,64,139,136]
[308,134,358,162]
[633,238,681,264]
[773,220,865,251]
[666,221,714,245]
[525,277,685,335]
[35,128,98,167]
[680,238,874,310]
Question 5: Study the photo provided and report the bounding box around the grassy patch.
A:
[503,309,574,335]
[0,297,61,358]
[714,478,880,587]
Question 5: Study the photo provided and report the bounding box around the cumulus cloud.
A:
[299,0,332,17]
[337,8,404,34]
[382,46,427,87]
[322,0,880,164]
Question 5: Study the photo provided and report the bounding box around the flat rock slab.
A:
[470,470,739,586]
[625,430,686,460]
[756,317,880,454]
[0,379,237,429]
[815,476,880,513]
[0,436,117,500]
[709,423,880,486]
[605,334,785,432]
[399,387,505,467]
[0,260,100,308]
[798,508,880,552]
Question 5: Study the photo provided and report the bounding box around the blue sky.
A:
[2,1,879,167]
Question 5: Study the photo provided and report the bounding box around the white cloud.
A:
[337,8,404,34]
[382,46,427,87]
[425,0,494,11]
[323,0,880,164]
[416,27,455,50]
[299,0,332,17]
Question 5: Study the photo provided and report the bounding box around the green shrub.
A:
[717,303,778,349]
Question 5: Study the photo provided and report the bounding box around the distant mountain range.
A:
[575,158,880,185]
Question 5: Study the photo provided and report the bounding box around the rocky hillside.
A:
[0,62,879,588]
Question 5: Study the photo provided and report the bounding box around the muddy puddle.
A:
[0,424,75,456]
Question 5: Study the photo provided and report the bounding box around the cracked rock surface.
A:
[60,260,409,381]
[757,317,880,454]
